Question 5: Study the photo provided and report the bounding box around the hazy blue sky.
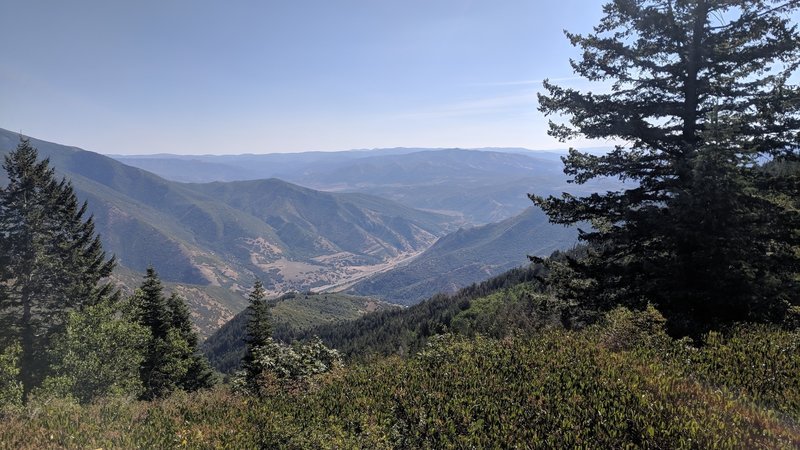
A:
[1,1,609,154]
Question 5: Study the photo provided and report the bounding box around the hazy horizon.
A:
[0,1,616,155]
[103,145,610,158]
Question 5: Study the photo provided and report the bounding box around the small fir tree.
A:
[242,280,272,382]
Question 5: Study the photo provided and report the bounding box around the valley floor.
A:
[312,248,426,293]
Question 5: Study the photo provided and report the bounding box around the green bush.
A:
[671,324,800,421]
[235,337,343,396]
[0,342,22,410]
[598,304,668,351]
[36,300,149,403]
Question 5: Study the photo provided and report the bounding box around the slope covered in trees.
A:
[202,291,398,374]
[286,262,557,360]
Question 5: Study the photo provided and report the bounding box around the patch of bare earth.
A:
[172,285,235,338]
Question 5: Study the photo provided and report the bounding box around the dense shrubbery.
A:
[0,314,797,449]
[35,299,149,403]
[648,324,800,423]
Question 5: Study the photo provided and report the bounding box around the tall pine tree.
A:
[0,137,116,396]
[533,0,800,335]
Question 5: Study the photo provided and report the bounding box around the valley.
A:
[348,207,579,304]
[0,128,589,336]
[0,128,457,335]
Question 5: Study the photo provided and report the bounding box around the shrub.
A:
[1,326,798,448]
[0,342,22,410]
[598,304,668,351]
[36,301,149,403]
[235,337,342,396]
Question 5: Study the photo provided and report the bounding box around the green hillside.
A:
[292,263,549,359]
[203,260,553,368]
[4,290,798,448]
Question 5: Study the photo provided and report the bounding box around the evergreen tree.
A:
[0,137,116,396]
[134,268,180,400]
[134,267,214,399]
[533,0,800,335]
[137,267,171,340]
[242,280,272,383]
[166,293,215,392]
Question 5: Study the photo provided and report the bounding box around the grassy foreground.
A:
[1,319,798,449]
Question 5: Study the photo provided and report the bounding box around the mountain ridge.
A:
[0,128,458,335]
[110,147,617,224]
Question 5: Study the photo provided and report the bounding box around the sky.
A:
[0,0,610,155]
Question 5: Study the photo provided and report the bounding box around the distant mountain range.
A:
[111,147,617,224]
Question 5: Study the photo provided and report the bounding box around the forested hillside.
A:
[202,292,398,374]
